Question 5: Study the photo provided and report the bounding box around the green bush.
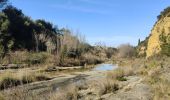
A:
[161,43,170,56]
[25,52,48,65]
[157,7,170,20]
[159,34,170,56]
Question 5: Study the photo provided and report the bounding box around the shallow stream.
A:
[92,64,118,71]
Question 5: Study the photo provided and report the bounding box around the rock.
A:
[105,83,153,100]
[146,13,170,58]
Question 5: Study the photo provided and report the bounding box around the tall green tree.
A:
[138,38,141,45]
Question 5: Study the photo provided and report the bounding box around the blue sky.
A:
[10,0,170,47]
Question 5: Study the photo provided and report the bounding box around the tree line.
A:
[0,1,89,61]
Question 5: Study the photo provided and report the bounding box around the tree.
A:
[0,6,61,53]
[117,44,136,58]
[106,47,117,58]
[0,0,8,9]
[159,33,170,56]
[0,32,14,58]
[0,4,88,59]
[138,38,141,45]
[157,7,170,20]
[2,6,35,50]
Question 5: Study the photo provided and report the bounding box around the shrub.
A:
[117,44,136,58]
[50,84,78,100]
[98,80,119,95]
[107,67,133,81]
[159,33,170,56]
[25,52,48,65]
[153,80,170,100]
[0,71,50,90]
[83,53,103,65]
[0,51,51,65]
[105,47,117,58]
[0,77,20,90]
[107,68,124,80]
[0,94,5,100]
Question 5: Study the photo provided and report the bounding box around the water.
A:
[92,64,118,71]
[55,64,118,91]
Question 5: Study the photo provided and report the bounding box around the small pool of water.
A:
[92,64,118,71]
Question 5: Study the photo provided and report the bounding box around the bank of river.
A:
[2,63,152,100]
[1,64,119,97]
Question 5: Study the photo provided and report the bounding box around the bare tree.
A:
[117,44,136,58]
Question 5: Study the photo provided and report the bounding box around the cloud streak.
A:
[49,0,111,15]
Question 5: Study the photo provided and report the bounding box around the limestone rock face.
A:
[146,17,170,58]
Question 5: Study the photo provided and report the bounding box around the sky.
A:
[9,0,170,47]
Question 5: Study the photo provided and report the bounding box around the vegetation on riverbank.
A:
[0,0,117,68]
[0,0,170,100]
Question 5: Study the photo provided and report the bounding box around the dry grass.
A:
[86,79,119,96]
[0,86,41,100]
[39,79,119,100]
[107,68,124,80]
[49,84,79,100]
[82,53,104,65]
[153,80,170,100]
[0,93,5,100]
[145,75,170,100]
[0,70,50,90]
[107,67,134,81]
[0,71,20,90]
[97,79,119,95]
[0,71,120,100]
[137,57,170,100]
[1,51,55,66]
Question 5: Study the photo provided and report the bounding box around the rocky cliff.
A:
[146,8,170,58]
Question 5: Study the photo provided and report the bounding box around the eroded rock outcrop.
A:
[146,11,170,58]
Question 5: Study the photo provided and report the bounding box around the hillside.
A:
[146,7,170,58]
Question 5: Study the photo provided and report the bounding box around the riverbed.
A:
[1,64,119,97]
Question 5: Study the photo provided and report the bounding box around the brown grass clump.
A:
[107,67,134,81]
[143,59,170,100]
[50,84,79,100]
[87,79,119,96]
[144,67,170,100]
[97,79,119,95]
[1,51,55,66]
[152,79,170,100]
[0,93,5,100]
[107,68,126,81]
[107,68,124,80]
[123,66,134,76]
[0,70,50,90]
[83,53,104,65]
[0,72,20,90]
[20,73,50,83]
